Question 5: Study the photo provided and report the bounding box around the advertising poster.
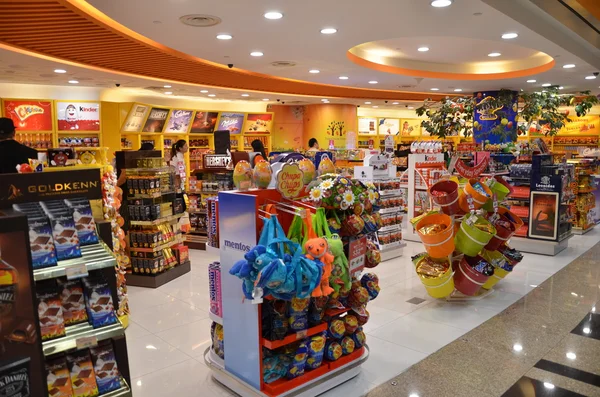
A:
[217,113,245,135]
[358,117,377,135]
[164,109,194,133]
[191,111,219,133]
[529,191,559,240]
[400,119,421,136]
[122,104,149,132]
[558,114,599,135]
[243,113,273,134]
[142,107,169,132]
[2,100,53,131]
[56,101,100,131]
[473,90,518,144]
[378,118,400,136]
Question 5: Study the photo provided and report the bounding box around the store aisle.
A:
[124,228,600,397]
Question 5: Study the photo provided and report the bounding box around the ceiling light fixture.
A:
[208,94,216,97]
[488,52,501,57]
[527,80,536,83]
[563,64,575,69]
[502,32,518,39]
[542,83,551,87]
[200,90,208,93]
[372,106,378,108]
[392,102,399,105]
[430,0,452,7]
[264,11,283,19]
[431,88,440,91]
[68,80,79,84]
[164,85,172,88]
[585,75,597,80]
[216,34,232,40]
[250,51,264,57]
[241,94,250,97]
[368,81,378,84]
[320,28,337,34]
[164,92,173,95]
[365,101,371,104]
[566,352,577,360]
[321,99,328,102]
[418,47,430,52]
[54,69,67,74]
[339,76,349,80]
[454,88,463,92]
[309,69,320,74]
[408,106,414,109]
[262,98,269,101]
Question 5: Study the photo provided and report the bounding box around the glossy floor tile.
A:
[122,228,600,397]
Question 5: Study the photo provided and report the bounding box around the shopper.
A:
[0,117,38,174]
[307,138,319,152]
[170,140,188,191]
[251,139,267,166]
[139,142,154,150]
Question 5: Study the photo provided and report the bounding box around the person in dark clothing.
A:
[139,142,154,150]
[0,117,38,174]
[250,139,267,166]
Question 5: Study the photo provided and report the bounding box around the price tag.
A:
[466,194,475,212]
[66,264,88,280]
[296,330,308,340]
[466,213,478,226]
[76,335,98,350]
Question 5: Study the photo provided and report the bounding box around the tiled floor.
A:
[124,227,600,397]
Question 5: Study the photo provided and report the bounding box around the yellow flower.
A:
[310,187,323,201]
[343,191,355,206]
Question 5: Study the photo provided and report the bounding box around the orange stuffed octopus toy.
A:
[304,237,335,297]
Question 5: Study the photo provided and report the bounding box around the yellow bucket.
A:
[417,268,455,298]
[481,249,512,290]
[482,267,510,290]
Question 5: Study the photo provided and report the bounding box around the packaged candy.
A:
[347,280,370,309]
[263,355,287,384]
[412,253,450,279]
[498,245,524,265]
[471,182,490,197]
[305,333,326,370]
[37,282,66,341]
[361,273,380,300]
[288,297,310,332]
[418,223,446,235]
[212,323,224,359]
[361,214,378,234]
[343,315,359,335]
[341,214,365,236]
[465,255,494,276]
[90,341,122,394]
[365,240,381,268]
[325,340,343,361]
[351,307,370,326]
[66,350,99,397]
[46,355,74,397]
[262,299,288,340]
[64,198,99,246]
[307,297,329,327]
[58,279,88,326]
[82,277,117,328]
[208,262,222,318]
[352,328,367,348]
[286,341,309,379]
[328,319,346,339]
[341,336,355,355]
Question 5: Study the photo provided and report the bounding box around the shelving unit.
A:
[568,158,597,234]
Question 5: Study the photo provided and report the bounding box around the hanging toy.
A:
[326,236,351,294]
[305,238,335,297]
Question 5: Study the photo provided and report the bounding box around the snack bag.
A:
[305,333,326,370]
[286,341,309,379]
[288,297,310,332]
[325,340,343,361]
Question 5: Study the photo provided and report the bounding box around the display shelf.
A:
[379,224,401,232]
[209,311,223,325]
[379,207,402,215]
[126,260,191,288]
[129,213,183,226]
[42,321,125,356]
[129,236,184,252]
[263,362,332,396]
[510,235,571,255]
[102,382,132,397]
[261,323,328,350]
[379,189,402,196]
[128,190,176,199]
[33,242,116,281]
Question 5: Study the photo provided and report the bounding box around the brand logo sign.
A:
[276,163,304,199]
[223,240,251,252]
[14,104,44,121]
[476,96,503,121]
[204,155,230,168]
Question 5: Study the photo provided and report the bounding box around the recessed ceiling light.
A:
[264,11,283,19]
[566,352,576,360]
[164,85,172,88]
[431,88,440,91]
[54,69,67,74]
[372,106,378,108]
[241,94,250,97]
[339,76,349,80]
[320,28,337,34]
[208,94,216,97]
[502,32,518,39]
[542,83,551,87]
[392,102,399,105]
[431,0,453,7]
[368,81,378,84]
[309,69,320,74]
[418,47,430,52]
[200,90,208,93]
[68,80,79,84]
[164,91,173,95]
[454,88,463,92]
[365,101,372,104]
[408,106,414,109]
[585,75,597,80]
[321,99,328,102]
[563,64,575,69]
[216,34,232,40]
[250,51,264,57]
[262,98,269,101]
[527,79,536,83]
[488,52,501,57]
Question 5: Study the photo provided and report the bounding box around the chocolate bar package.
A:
[46,210,82,261]
[90,341,122,394]
[26,215,58,269]
[65,350,99,397]
[48,148,76,167]
[0,357,31,397]
[64,199,99,246]
[36,283,66,341]
[82,277,117,328]
[46,356,74,397]
[57,279,88,326]
[6,319,37,344]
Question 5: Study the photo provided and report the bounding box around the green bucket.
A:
[454,215,496,257]
[482,180,510,212]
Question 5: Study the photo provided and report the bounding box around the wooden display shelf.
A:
[261,323,327,350]
[125,260,191,288]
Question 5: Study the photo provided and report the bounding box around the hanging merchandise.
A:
[298,158,316,185]
[317,154,336,176]
[253,160,273,188]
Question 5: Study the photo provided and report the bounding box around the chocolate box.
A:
[36,283,66,341]
[64,199,99,246]
[57,279,88,326]
[46,210,82,261]
[25,215,58,269]
[65,350,99,397]
[90,341,122,394]
[82,278,117,328]
[46,355,74,397]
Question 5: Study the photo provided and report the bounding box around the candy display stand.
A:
[203,189,370,397]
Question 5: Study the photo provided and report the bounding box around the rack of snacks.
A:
[0,170,132,397]
[568,158,597,234]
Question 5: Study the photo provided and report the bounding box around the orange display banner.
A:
[3,100,53,131]
[558,114,599,135]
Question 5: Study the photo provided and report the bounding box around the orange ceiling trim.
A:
[0,0,453,101]
[346,52,556,81]
[575,0,600,20]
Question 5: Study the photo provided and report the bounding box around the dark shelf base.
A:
[185,240,206,250]
[126,260,191,288]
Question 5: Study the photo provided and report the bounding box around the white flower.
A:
[320,180,334,190]
[310,187,323,201]
[342,191,355,206]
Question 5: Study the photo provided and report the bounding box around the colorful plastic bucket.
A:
[430,180,461,215]
[416,213,455,258]
[458,179,493,213]
[482,180,511,212]
[417,267,455,299]
[498,206,524,231]
[485,214,516,251]
[454,256,490,296]
[454,216,496,257]
[480,249,512,290]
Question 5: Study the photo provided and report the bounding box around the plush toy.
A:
[305,237,335,297]
[326,236,351,294]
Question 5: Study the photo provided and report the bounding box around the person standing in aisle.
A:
[250,139,267,166]
[307,138,319,152]
[171,139,189,191]
[0,117,38,174]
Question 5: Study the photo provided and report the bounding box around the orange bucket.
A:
[415,213,455,258]
[458,179,493,213]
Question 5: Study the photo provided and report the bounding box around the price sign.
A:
[66,264,88,280]
[348,237,367,274]
[76,335,98,350]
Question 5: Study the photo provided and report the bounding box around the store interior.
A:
[1,1,600,397]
